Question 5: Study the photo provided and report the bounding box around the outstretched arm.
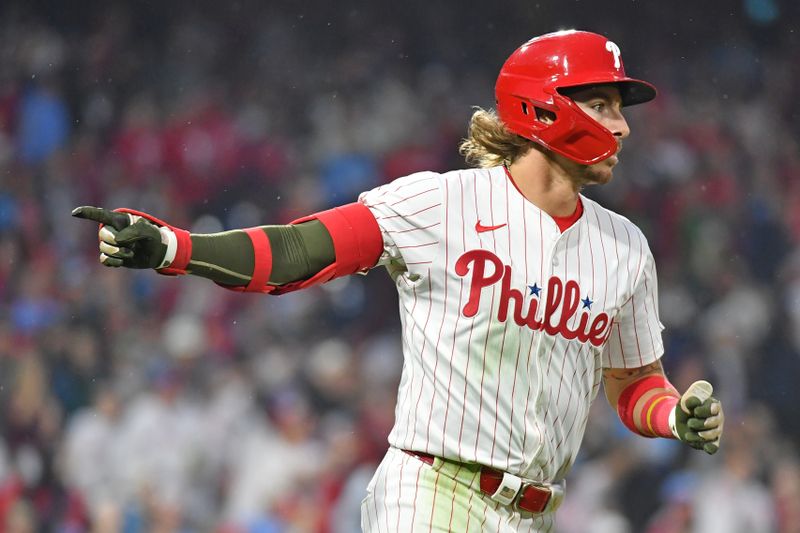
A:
[603,361,724,454]
[188,221,334,286]
[71,203,383,293]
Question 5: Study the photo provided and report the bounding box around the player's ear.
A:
[534,106,556,125]
[518,102,556,126]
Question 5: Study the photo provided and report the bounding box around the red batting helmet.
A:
[495,30,657,165]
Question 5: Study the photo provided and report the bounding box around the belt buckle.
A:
[517,480,548,514]
[526,480,565,514]
[516,479,566,514]
[488,471,523,506]
[487,470,566,515]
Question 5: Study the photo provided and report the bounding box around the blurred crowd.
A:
[1,1,799,532]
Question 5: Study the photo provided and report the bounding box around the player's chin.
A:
[593,170,614,185]
[583,164,615,186]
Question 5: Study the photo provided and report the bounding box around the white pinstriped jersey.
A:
[358,165,664,483]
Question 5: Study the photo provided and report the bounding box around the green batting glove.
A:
[673,380,724,455]
[72,206,168,269]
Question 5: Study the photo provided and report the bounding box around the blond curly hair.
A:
[458,108,537,168]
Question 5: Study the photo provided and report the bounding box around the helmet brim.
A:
[617,79,657,106]
[557,78,657,107]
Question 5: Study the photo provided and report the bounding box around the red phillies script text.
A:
[455,250,612,347]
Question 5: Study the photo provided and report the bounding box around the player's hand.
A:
[673,380,724,455]
[72,206,168,269]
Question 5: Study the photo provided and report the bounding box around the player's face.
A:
[556,84,630,186]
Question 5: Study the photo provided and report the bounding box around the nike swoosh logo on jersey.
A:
[475,221,507,233]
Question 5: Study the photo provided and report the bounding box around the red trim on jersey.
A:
[502,166,583,232]
[503,166,524,197]
[552,199,584,232]
[616,375,679,438]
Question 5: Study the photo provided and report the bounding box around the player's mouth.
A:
[609,144,623,165]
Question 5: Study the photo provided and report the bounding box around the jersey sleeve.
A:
[358,172,443,278]
[602,234,665,369]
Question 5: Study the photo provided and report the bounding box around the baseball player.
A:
[73,30,724,532]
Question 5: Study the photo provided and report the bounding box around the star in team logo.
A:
[528,283,541,297]
[581,296,593,310]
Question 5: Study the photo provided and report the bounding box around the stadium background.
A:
[0,0,799,531]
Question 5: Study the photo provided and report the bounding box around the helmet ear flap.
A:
[498,92,617,165]
[518,101,555,121]
[512,97,560,133]
[533,93,618,165]
[532,105,557,126]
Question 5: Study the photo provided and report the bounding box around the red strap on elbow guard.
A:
[214,227,274,294]
[294,202,383,276]
[113,208,192,275]
[217,202,383,295]
[617,375,679,438]
[269,202,383,295]
[244,227,273,292]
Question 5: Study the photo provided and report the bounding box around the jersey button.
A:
[552,257,559,267]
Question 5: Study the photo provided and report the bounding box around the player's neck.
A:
[507,151,581,218]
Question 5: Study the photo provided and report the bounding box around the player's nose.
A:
[609,110,630,141]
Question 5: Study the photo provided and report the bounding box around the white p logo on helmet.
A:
[605,40,622,69]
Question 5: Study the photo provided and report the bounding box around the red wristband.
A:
[617,374,678,438]
[641,393,678,438]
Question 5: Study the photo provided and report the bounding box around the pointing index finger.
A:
[72,206,129,230]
